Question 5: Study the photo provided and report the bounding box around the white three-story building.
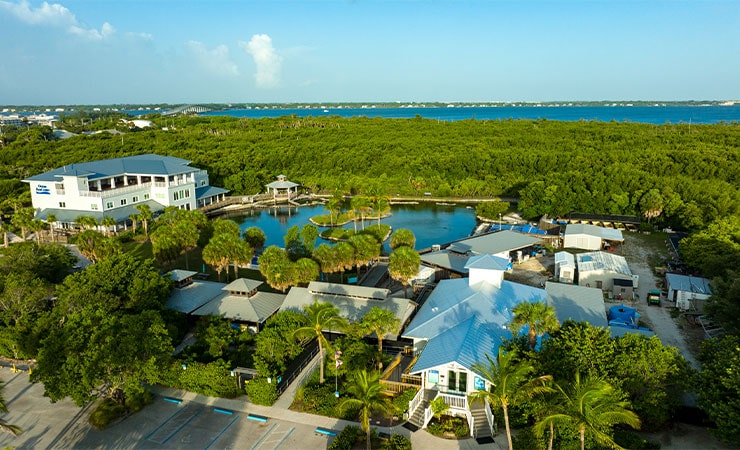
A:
[23,153,228,227]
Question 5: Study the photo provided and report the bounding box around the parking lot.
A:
[0,371,336,450]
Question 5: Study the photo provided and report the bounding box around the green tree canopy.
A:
[389,228,415,250]
[293,300,348,384]
[534,373,640,450]
[510,301,560,349]
[470,348,552,450]
[697,335,740,446]
[337,369,393,450]
[388,246,420,296]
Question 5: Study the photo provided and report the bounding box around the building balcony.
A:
[80,182,153,198]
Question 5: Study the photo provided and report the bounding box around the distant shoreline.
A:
[3,100,738,111]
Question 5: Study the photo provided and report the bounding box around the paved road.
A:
[0,369,503,450]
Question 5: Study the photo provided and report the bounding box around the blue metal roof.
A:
[404,278,547,372]
[195,185,230,199]
[465,254,510,271]
[25,154,195,182]
[411,316,507,374]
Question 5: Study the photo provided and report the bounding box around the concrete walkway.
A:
[148,383,504,450]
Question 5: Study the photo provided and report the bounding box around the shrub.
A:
[293,377,342,417]
[115,230,135,243]
[613,430,661,449]
[244,377,278,406]
[126,390,153,414]
[427,422,445,436]
[328,425,364,450]
[162,359,242,398]
[88,399,125,429]
[383,434,412,450]
[392,388,418,417]
[454,422,469,438]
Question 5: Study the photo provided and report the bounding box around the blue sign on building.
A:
[35,185,51,195]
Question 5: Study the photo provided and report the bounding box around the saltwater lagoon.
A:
[229,202,477,252]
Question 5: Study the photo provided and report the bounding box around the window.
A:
[143,194,150,200]
[132,196,139,202]
[448,370,467,393]
[173,192,179,201]
[106,201,114,209]
[91,204,99,210]
[200,180,206,186]
[59,202,66,208]
[155,193,165,200]
[120,199,127,206]
[184,189,190,198]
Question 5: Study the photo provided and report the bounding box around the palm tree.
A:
[11,207,34,240]
[29,219,45,243]
[202,235,230,281]
[129,213,140,234]
[293,257,320,286]
[351,195,370,232]
[371,196,390,228]
[0,381,22,436]
[325,191,343,227]
[338,369,393,450]
[388,246,420,297]
[390,228,416,250]
[46,213,57,242]
[359,306,399,369]
[534,373,641,450]
[510,301,560,349]
[348,234,380,276]
[312,243,337,281]
[135,203,153,239]
[469,348,553,450]
[334,241,355,283]
[356,196,373,230]
[0,220,10,247]
[100,216,116,237]
[243,226,267,250]
[74,215,98,232]
[293,300,348,384]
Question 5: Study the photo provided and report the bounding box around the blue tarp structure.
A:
[607,304,640,329]
[489,223,550,235]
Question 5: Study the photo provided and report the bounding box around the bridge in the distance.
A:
[161,105,214,116]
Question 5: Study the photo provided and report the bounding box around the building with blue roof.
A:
[401,252,646,433]
[23,153,229,228]
[666,273,712,311]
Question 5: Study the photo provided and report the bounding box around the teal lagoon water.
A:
[229,203,477,252]
[204,105,740,124]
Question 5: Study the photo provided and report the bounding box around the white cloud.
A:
[69,21,114,41]
[186,41,240,77]
[240,34,282,88]
[0,0,114,40]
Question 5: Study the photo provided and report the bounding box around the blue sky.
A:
[1,0,739,105]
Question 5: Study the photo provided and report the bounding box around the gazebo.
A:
[265,174,299,201]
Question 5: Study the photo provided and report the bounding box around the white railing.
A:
[409,387,424,418]
[440,392,468,410]
[468,410,475,438]
[485,400,495,437]
[80,182,152,198]
[422,405,434,429]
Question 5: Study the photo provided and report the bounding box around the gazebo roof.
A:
[265,179,299,189]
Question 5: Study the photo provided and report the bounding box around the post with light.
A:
[334,348,342,398]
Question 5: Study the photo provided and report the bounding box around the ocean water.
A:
[203,104,740,124]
